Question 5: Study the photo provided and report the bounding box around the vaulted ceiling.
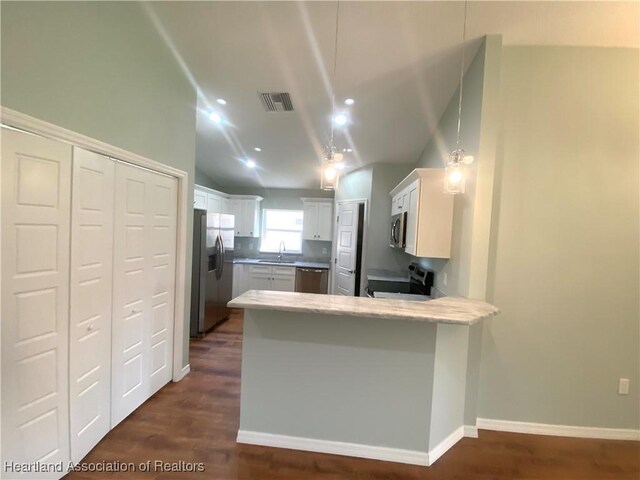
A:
[147,1,639,189]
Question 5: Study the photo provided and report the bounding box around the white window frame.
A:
[259,208,304,253]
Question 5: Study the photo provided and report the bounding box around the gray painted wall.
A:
[241,310,437,451]
[415,39,490,296]
[479,45,639,429]
[195,167,225,191]
[1,1,197,368]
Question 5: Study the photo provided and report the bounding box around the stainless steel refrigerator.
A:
[190,209,235,336]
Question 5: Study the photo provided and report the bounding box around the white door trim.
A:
[1,106,189,383]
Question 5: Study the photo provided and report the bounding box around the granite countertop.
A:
[233,258,331,269]
[366,269,409,282]
[228,290,499,325]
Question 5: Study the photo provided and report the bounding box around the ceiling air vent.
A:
[258,92,294,112]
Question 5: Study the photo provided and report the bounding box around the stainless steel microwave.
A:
[390,211,407,249]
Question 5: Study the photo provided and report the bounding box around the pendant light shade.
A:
[321,144,340,190]
[444,148,466,194]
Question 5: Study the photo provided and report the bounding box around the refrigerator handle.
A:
[218,234,225,278]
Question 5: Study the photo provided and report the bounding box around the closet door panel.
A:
[1,128,71,473]
[112,163,177,426]
[112,163,150,427]
[69,147,115,463]
[148,174,177,394]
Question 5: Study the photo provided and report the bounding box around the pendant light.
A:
[321,1,343,190]
[445,1,474,194]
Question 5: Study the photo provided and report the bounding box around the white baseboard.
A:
[173,364,190,382]
[477,418,640,441]
[428,427,464,465]
[237,430,429,466]
[463,425,479,438]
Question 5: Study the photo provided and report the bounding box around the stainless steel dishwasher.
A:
[295,267,328,294]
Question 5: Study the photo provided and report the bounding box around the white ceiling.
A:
[147,1,639,189]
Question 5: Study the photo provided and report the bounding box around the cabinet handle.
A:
[87,324,95,332]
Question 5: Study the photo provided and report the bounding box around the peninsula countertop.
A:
[228,290,499,325]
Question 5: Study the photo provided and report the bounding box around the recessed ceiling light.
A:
[346,148,352,152]
[254,147,262,152]
[344,98,354,105]
[209,112,222,123]
[246,159,256,168]
[216,99,227,105]
[333,114,348,126]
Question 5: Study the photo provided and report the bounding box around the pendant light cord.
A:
[330,0,341,149]
[455,0,468,151]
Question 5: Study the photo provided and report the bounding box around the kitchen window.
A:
[260,209,304,253]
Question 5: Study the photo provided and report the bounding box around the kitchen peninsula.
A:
[228,291,499,466]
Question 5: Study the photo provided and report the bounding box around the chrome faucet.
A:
[277,241,286,262]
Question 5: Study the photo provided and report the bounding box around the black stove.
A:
[407,262,434,296]
[366,262,434,300]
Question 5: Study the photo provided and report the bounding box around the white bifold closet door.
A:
[1,128,72,473]
[69,147,115,463]
[111,162,177,427]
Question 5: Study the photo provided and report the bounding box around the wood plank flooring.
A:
[65,310,639,480]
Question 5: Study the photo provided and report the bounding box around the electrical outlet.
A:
[443,273,448,286]
[618,378,630,395]
[322,247,327,254]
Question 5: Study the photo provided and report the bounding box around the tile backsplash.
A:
[233,237,332,262]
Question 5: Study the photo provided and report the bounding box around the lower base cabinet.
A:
[248,265,296,292]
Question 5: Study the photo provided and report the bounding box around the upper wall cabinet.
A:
[390,169,454,258]
[229,196,263,237]
[194,189,207,209]
[194,185,230,214]
[302,198,334,241]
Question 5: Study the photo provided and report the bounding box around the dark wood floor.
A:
[66,310,639,480]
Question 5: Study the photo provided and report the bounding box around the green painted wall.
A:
[480,45,640,429]
[1,1,197,368]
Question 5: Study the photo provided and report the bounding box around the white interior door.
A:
[69,147,115,463]
[1,128,72,474]
[111,162,177,427]
[333,202,359,296]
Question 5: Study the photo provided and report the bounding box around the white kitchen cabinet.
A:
[271,274,296,292]
[390,168,454,258]
[221,197,230,214]
[232,263,248,298]
[207,193,223,213]
[302,198,334,241]
[246,264,296,292]
[194,184,230,214]
[229,196,263,237]
[194,188,207,209]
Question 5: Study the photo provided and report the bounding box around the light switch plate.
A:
[618,378,630,395]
